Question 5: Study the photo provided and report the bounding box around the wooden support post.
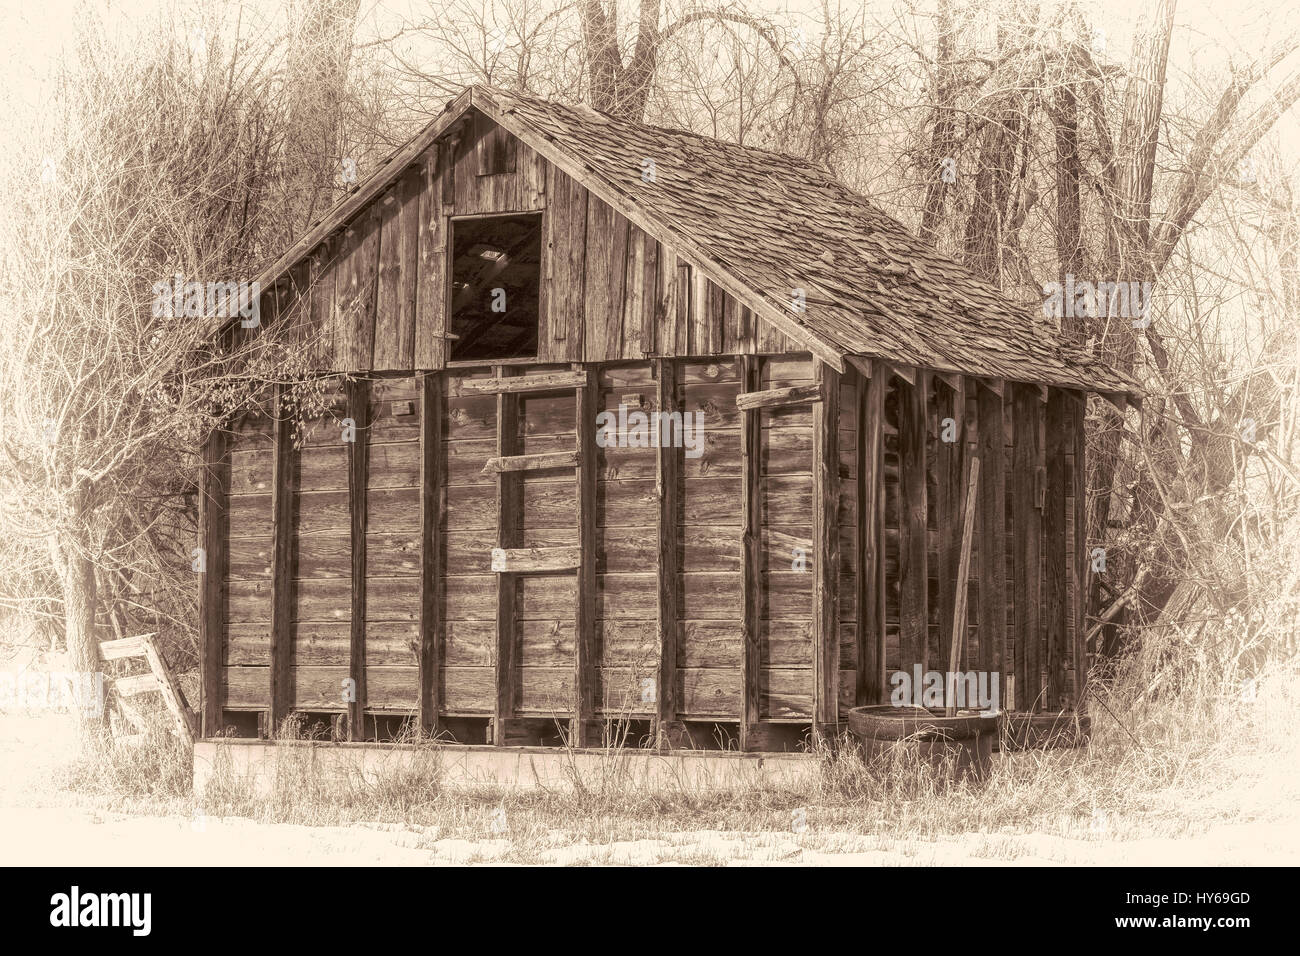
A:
[856,359,887,705]
[1012,383,1043,712]
[269,387,298,733]
[573,365,598,746]
[654,359,683,746]
[418,372,443,735]
[739,355,761,749]
[493,367,519,745]
[935,375,966,670]
[812,360,841,735]
[198,426,229,738]
[898,371,929,675]
[976,382,1007,691]
[346,378,371,740]
[1045,389,1069,711]
[1070,391,1089,708]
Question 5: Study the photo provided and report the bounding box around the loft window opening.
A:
[449,213,542,362]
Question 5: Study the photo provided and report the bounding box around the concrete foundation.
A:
[193,739,821,797]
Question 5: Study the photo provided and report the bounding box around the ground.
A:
[4,712,1298,865]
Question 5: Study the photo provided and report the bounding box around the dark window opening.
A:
[450,213,542,362]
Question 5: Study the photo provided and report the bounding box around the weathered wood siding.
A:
[258,110,797,371]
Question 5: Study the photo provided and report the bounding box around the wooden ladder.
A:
[470,365,597,746]
[98,633,198,741]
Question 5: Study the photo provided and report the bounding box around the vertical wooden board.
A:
[1045,388,1069,711]
[308,241,338,365]
[812,360,841,727]
[493,370,520,742]
[739,356,761,746]
[269,389,298,730]
[583,197,629,362]
[372,186,403,369]
[857,361,886,704]
[199,426,230,736]
[541,164,586,362]
[347,379,371,738]
[655,359,682,734]
[335,210,381,371]
[976,382,1007,685]
[1071,391,1088,706]
[415,147,447,370]
[935,377,966,670]
[621,224,656,359]
[652,246,682,356]
[419,372,443,731]
[898,372,929,674]
[1012,383,1042,712]
[574,366,598,743]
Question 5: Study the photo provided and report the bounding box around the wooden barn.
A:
[198,85,1139,753]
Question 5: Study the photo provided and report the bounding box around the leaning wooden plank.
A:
[347,378,371,739]
[99,635,147,661]
[1045,388,1070,711]
[573,365,599,746]
[269,386,298,731]
[114,674,159,698]
[655,359,683,746]
[418,372,443,734]
[459,370,586,395]
[481,450,579,474]
[735,383,822,412]
[141,633,198,739]
[935,375,966,670]
[738,355,761,750]
[898,372,929,674]
[945,457,980,717]
[198,424,230,736]
[491,546,581,573]
[812,360,841,733]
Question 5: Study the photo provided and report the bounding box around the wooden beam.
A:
[812,360,841,732]
[141,633,198,740]
[491,546,581,572]
[492,368,520,745]
[888,363,916,387]
[975,382,1007,691]
[655,359,683,746]
[99,635,146,661]
[1012,383,1043,712]
[1045,389,1070,711]
[573,365,599,745]
[1071,391,1089,708]
[735,383,821,412]
[198,426,229,737]
[898,372,929,674]
[935,375,966,671]
[346,378,371,740]
[739,355,761,749]
[113,674,159,698]
[418,372,443,735]
[856,359,887,705]
[269,386,298,733]
[458,370,586,395]
[481,450,579,474]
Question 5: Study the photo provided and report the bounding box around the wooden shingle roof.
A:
[256,85,1138,397]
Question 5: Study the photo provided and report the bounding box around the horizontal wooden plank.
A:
[456,371,586,395]
[482,450,579,474]
[113,673,159,697]
[736,384,823,411]
[491,546,582,572]
[99,636,147,661]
